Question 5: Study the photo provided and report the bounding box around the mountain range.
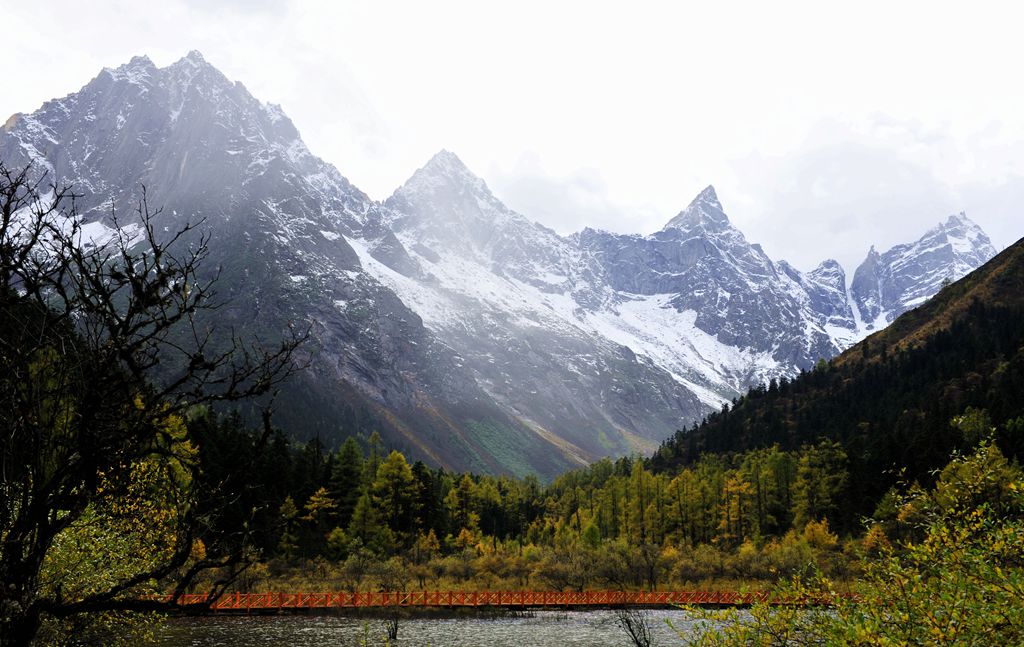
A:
[0,52,999,477]
[651,232,1024,523]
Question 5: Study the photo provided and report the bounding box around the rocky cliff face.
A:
[850,214,997,331]
[0,52,1000,476]
[574,187,847,396]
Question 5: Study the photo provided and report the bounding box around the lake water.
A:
[155,609,713,646]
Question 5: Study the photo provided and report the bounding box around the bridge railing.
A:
[168,589,806,611]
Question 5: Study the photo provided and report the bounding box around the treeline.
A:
[193,413,865,591]
[651,298,1024,529]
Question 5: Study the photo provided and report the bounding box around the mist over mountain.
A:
[0,53,998,477]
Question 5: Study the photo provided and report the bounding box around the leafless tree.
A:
[616,607,655,647]
[382,616,400,642]
[0,162,306,645]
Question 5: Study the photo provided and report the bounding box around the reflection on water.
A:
[155,609,711,646]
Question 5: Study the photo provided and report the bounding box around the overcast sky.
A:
[6,0,1023,272]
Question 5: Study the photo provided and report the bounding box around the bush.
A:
[681,441,1024,645]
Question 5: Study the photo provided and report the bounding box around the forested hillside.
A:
[650,236,1024,527]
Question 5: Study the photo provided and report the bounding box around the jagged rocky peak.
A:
[808,259,846,289]
[801,258,857,337]
[853,246,882,283]
[662,184,730,231]
[944,211,978,229]
[105,54,157,80]
[88,50,254,130]
[938,212,994,253]
[166,50,222,76]
[920,212,994,256]
[779,257,848,307]
[385,149,598,291]
[100,51,253,126]
[423,148,470,175]
[946,212,968,226]
[851,213,997,330]
[849,246,884,325]
[1,49,370,257]
[182,49,207,64]
[394,149,490,202]
[100,51,222,92]
[166,50,219,78]
[385,149,515,251]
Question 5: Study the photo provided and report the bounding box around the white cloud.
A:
[4,0,1023,274]
[488,152,665,235]
[723,118,1024,273]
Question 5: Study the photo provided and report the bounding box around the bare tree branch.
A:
[0,162,308,645]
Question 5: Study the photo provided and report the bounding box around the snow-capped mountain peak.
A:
[807,259,847,291]
[183,49,207,64]
[167,50,219,76]
[939,212,992,259]
[690,184,723,210]
[422,148,471,175]
[385,149,528,256]
[395,149,490,198]
[103,55,157,85]
[663,184,730,232]
[850,212,997,331]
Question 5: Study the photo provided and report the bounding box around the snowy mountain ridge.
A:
[370,150,996,409]
[0,52,1000,476]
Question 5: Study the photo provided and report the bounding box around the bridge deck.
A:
[171,590,806,612]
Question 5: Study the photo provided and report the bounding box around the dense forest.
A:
[195,416,860,591]
[190,398,1019,597]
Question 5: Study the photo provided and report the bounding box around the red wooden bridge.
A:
[170,590,793,612]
